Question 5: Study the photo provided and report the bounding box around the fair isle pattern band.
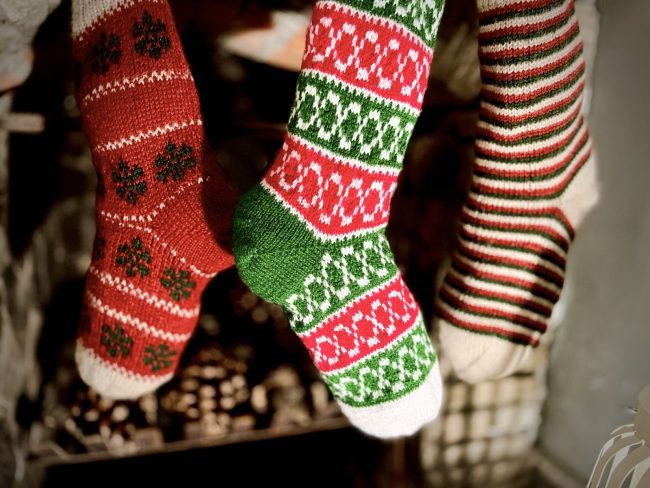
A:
[233,0,444,434]
[436,0,597,349]
[73,0,236,397]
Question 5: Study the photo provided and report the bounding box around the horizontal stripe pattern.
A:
[234,0,445,417]
[437,0,595,347]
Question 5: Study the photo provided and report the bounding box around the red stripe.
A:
[465,196,575,239]
[481,41,583,83]
[461,210,571,250]
[479,0,568,21]
[456,241,565,287]
[445,272,553,316]
[481,79,585,126]
[459,227,566,268]
[480,21,579,61]
[301,277,419,372]
[80,76,203,149]
[479,1,572,42]
[436,305,540,347]
[476,117,584,162]
[439,287,548,332]
[472,146,591,198]
[301,3,432,110]
[264,136,395,236]
[453,257,560,303]
[478,101,581,143]
[481,63,585,107]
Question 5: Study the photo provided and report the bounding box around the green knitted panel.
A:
[323,319,436,407]
[288,71,417,169]
[234,184,398,332]
[333,0,445,49]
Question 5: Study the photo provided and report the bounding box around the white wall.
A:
[540,0,650,480]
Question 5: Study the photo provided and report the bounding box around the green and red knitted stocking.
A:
[73,0,236,397]
[233,0,446,437]
[435,0,599,382]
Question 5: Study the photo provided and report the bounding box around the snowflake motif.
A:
[160,268,196,301]
[143,343,176,372]
[112,158,147,204]
[100,323,134,358]
[92,236,106,260]
[115,237,152,278]
[132,11,171,60]
[91,32,121,75]
[155,140,196,182]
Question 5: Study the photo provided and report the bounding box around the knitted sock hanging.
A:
[435,0,599,383]
[72,0,236,398]
[233,0,446,437]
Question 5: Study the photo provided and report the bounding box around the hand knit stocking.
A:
[435,0,599,383]
[72,0,236,398]
[233,0,446,437]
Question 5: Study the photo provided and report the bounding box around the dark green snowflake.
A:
[116,237,152,278]
[143,343,176,372]
[91,32,121,74]
[132,11,171,60]
[155,140,196,182]
[160,268,196,301]
[112,158,147,204]
[100,323,134,358]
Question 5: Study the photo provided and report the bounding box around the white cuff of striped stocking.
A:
[439,320,533,384]
[76,340,173,399]
[338,361,443,438]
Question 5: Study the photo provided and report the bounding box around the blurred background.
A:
[0,0,648,486]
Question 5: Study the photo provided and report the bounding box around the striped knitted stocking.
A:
[435,0,599,383]
[233,0,445,437]
[73,0,236,398]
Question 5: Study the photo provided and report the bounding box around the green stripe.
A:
[234,184,398,332]
[482,62,583,110]
[455,245,563,287]
[443,277,553,316]
[334,0,445,49]
[323,319,435,407]
[439,313,538,347]
[476,122,586,166]
[481,83,582,129]
[471,148,591,201]
[462,213,570,250]
[288,71,417,170]
[438,290,545,332]
[450,260,559,301]
[465,203,573,240]
[458,229,566,266]
[479,0,564,27]
[481,26,579,66]
[482,48,582,87]
[480,11,571,47]
[477,107,581,147]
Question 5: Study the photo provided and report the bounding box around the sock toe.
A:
[338,361,443,438]
[76,341,173,399]
[439,320,532,383]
